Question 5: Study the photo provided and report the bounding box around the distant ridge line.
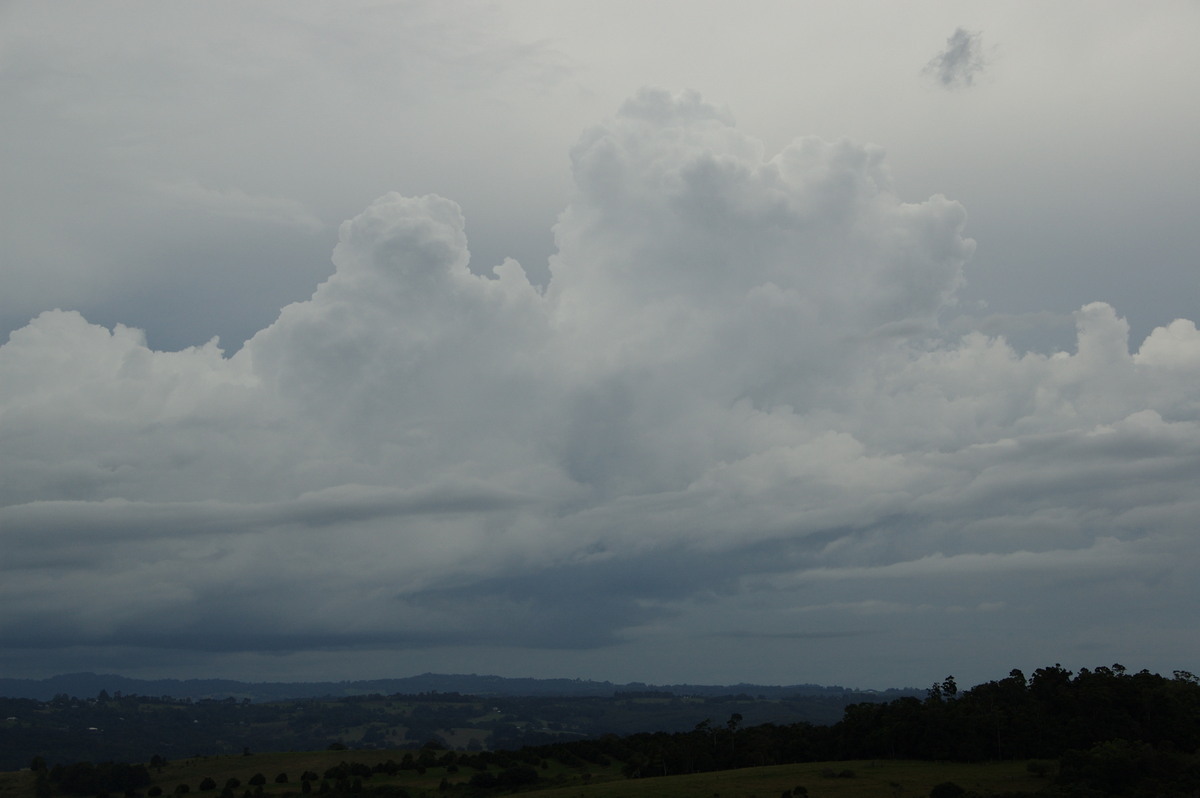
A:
[0,672,913,703]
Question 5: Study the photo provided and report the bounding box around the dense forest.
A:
[10,664,1200,797]
[521,664,1200,789]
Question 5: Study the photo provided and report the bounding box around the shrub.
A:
[930,782,966,798]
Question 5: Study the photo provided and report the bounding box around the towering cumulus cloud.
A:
[2,90,1198,684]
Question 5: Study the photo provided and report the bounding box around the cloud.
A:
[153,180,325,232]
[2,90,1199,685]
[0,1,572,353]
[926,28,986,88]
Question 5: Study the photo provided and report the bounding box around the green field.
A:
[1,750,1050,798]
[533,760,1047,797]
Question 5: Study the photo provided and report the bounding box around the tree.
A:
[927,676,957,702]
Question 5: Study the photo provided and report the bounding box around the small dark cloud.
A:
[926,28,986,88]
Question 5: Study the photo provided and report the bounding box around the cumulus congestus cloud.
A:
[2,90,1199,683]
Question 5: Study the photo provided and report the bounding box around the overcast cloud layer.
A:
[2,2,1199,689]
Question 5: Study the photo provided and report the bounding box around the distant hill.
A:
[0,671,909,702]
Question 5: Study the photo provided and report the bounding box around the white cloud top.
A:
[3,90,1198,687]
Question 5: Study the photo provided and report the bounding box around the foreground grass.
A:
[0,753,1050,798]
[0,771,34,798]
[535,760,1047,798]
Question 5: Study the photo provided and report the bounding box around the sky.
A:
[2,1,1199,692]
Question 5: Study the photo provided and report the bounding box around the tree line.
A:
[24,664,1200,797]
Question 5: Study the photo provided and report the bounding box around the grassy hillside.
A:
[532,760,1047,798]
[1,751,1050,798]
